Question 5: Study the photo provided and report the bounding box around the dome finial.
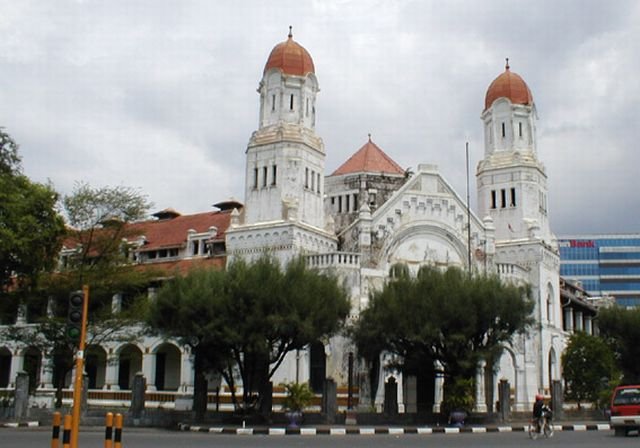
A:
[368,133,372,142]
[505,57,510,70]
[288,25,293,39]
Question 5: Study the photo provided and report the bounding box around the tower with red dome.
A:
[477,60,552,244]
[477,61,564,408]
[226,29,336,266]
[242,27,325,229]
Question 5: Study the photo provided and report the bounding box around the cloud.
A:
[0,0,638,234]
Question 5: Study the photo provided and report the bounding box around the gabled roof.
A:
[331,137,405,176]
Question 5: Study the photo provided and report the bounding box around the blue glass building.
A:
[559,234,640,307]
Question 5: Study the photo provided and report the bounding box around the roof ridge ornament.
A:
[505,57,510,71]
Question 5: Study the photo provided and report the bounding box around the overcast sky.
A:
[1,0,638,235]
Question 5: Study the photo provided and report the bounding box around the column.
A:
[111,293,122,314]
[475,360,487,412]
[564,308,574,332]
[39,352,54,389]
[104,353,120,390]
[179,349,194,394]
[584,315,593,335]
[142,351,156,391]
[433,361,444,413]
[9,350,24,389]
[575,311,583,331]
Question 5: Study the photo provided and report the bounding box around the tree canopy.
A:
[1,181,155,406]
[561,331,619,409]
[0,128,65,292]
[352,265,533,410]
[597,305,640,383]
[147,255,351,417]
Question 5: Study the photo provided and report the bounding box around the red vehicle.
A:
[610,385,640,436]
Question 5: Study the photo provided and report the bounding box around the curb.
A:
[177,422,612,435]
[0,421,40,428]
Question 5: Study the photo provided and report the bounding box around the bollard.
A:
[51,412,61,448]
[104,412,114,448]
[62,414,72,448]
[114,413,123,448]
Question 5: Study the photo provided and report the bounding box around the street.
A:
[1,427,639,448]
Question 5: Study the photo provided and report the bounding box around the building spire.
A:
[288,25,293,39]
[505,57,510,70]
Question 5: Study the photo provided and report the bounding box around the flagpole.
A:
[466,142,472,273]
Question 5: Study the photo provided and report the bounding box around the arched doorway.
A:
[51,349,74,391]
[85,346,107,389]
[117,344,142,390]
[0,347,11,388]
[496,349,517,405]
[309,341,326,393]
[23,347,41,394]
[154,343,181,391]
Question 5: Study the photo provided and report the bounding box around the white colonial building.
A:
[225,33,567,412]
[1,30,592,414]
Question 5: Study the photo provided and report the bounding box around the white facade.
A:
[228,39,568,412]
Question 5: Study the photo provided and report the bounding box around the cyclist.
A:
[532,394,545,431]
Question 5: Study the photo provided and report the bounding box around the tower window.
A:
[253,168,258,189]
[353,194,358,211]
[306,98,309,117]
[271,94,276,112]
[305,168,309,189]
[310,170,315,191]
[490,190,497,209]
[316,173,321,193]
[338,196,343,213]
[501,122,506,138]
[500,189,506,208]
[510,187,516,207]
[262,166,267,187]
[290,94,294,110]
[272,165,277,186]
[345,195,350,212]
[518,122,523,137]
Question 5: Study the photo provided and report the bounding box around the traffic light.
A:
[67,290,84,342]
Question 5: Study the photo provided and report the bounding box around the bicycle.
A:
[528,408,554,439]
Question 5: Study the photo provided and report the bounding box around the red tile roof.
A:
[61,209,236,253]
[128,210,234,251]
[331,137,405,176]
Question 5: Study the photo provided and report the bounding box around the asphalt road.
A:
[2,427,639,448]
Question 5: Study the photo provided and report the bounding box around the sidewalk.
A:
[176,421,612,435]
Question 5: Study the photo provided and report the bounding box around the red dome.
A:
[484,61,533,110]
[263,28,315,77]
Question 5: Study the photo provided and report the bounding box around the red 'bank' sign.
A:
[569,240,595,248]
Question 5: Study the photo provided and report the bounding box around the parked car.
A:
[610,385,640,436]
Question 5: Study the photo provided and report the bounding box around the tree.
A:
[1,181,156,406]
[146,267,232,421]
[561,331,619,409]
[0,128,65,293]
[147,255,351,419]
[598,306,640,383]
[353,265,533,413]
